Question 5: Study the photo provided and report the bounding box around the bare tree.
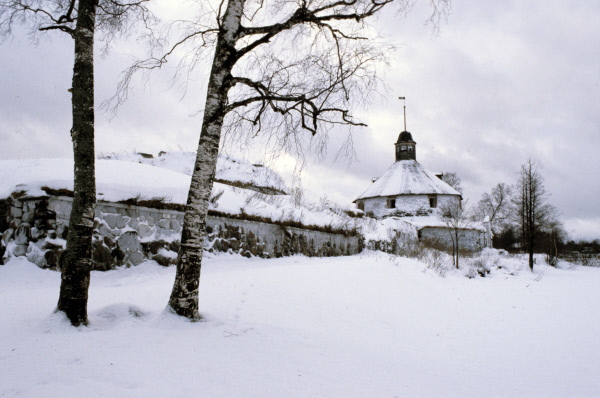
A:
[476,182,512,235]
[114,0,450,320]
[0,0,152,326]
[513,159,553,271]
[441,172,462,194]
[441,200,471,269]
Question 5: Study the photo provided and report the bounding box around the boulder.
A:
[126,251,144,266]
[117,231,142,253]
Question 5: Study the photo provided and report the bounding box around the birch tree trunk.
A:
[167,0,244,319]
[56,0,97,326]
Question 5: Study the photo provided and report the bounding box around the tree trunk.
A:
[167,0,244,319]
[56,0,97,326]
[455,230,460,269]
[528,230,534,271]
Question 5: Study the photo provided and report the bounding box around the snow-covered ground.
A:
[1,252,599,397]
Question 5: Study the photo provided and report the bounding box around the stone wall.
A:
[419,226,486,252]
[361,194,459,219]
[1,195,360,269]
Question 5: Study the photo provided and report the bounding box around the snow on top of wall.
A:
[355,159,461,201]
[100,151,289,195]
[0,158,191,204]
[0,158,356,232]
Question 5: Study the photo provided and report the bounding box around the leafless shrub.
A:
[423,248,451,276]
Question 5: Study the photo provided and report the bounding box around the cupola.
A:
[395,131,416,161]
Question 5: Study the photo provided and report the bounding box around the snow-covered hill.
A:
[1,251,599,397]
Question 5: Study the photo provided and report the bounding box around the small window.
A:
[387,198,396,208]
[400,145,406,150]
[429,196,437,208]
[357,201,364,211]
[408,146,413,152]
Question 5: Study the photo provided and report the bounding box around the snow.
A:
[0,158,356,232]
[0,158,191,204]
[1,252,599,397]
[355,159,461,201]
[100,151,289,195]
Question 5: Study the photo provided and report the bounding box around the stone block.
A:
[126,251,145,266]
[22,211,34,223]
[14,224,31,245]
[128,218,140,231]
[48,200,72,220]
[98,223,116,239]
[170,219,181,232]
[10,206,23,218]
[157,219,170,229]
[103,213,119,229]
[26,246,47,268]
[12,199,23,208]
[30,227,45,241]
[138,223,153,238]
[13,244,28,257]
[118,231,142,253]
[2,228,14,244]
[23,201,37,213]
[116,215,127,229]
[125,208,138,218]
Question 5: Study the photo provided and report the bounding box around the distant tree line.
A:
[475,159,567,270]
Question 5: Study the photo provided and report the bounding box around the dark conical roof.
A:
[396,131,415,144]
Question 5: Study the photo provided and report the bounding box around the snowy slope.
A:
[1,252,599,397]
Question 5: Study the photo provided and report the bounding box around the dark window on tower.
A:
[357,201,365,211]
[408,146,413,152]
[429,196,437,208]
[387,198,396,208]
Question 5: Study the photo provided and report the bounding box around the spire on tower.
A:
[395,96,416,161]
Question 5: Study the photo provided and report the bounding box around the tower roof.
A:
[396,131,415,144]
[354,159,461,202]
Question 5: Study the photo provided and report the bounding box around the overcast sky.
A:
[1,0,599,240]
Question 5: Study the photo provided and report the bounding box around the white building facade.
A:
[354,131,462,219]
